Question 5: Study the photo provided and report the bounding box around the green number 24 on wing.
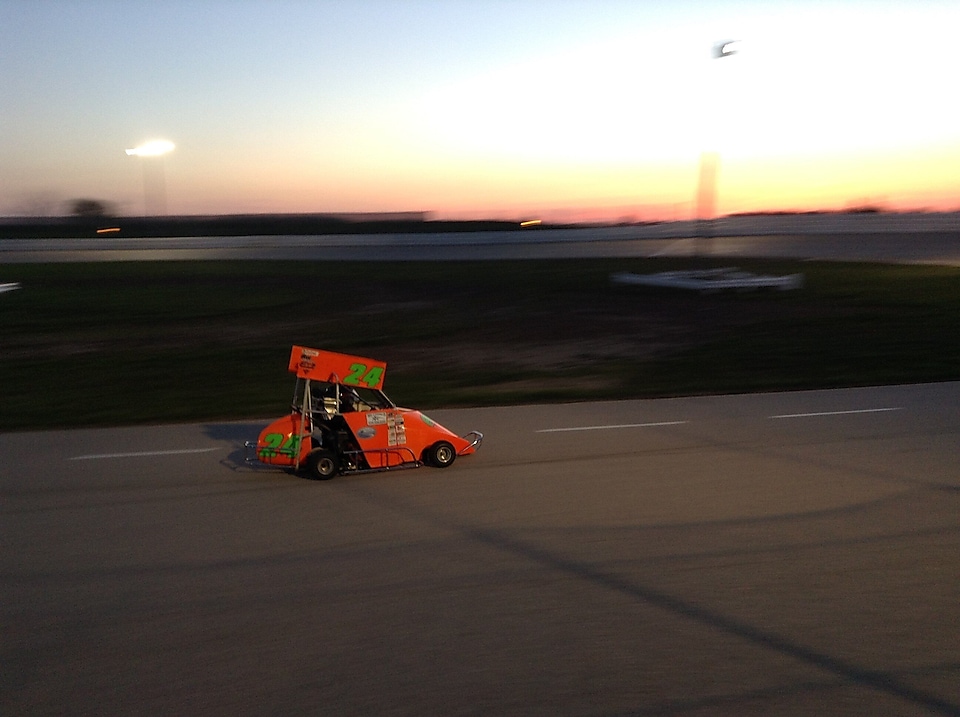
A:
[344,363,383,387]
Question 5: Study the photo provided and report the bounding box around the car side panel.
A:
[255,413,311,467]
[341,408,471,468]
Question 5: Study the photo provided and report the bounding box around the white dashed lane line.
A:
[68,448,219,461]
[535,421,689,433]
[536,408,905,433]
[769,408,903,420]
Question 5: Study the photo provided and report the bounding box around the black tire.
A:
[305,448,339,480]
[425,441,456,468]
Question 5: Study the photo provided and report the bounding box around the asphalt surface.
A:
[2,221,960,265]
[3,383,959,715]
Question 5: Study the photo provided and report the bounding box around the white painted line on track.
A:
[769,408,903,420]
[536,421,688,434]
[69,447,218,461]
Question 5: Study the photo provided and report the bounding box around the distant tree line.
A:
[68,199,114,218]
[0,212,524,239]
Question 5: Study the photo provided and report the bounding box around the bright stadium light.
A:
[125,139,175,214]
[125,139,175,157]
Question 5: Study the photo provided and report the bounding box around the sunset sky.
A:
[2,0,958,221]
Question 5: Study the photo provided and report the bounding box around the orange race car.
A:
[247,346,482,479]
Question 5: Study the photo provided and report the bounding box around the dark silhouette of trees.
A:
[68,198,114,218]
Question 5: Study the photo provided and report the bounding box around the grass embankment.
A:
[1,259,958,431]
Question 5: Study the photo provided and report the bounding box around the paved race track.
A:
[3,223,960,265]
[3,383,959,716]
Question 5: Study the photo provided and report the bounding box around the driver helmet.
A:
[340,386,361,412]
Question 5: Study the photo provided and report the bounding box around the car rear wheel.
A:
[305,448,339,480]
[426,441,456,468]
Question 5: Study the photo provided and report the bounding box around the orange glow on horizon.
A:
[159,132,959,222]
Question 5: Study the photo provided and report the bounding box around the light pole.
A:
[696,41,738,255]
[125,140,174,215]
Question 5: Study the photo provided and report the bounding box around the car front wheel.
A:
[425,441,456,468]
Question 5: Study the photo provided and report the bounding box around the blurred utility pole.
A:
[695,40,738,257]
[125,140,174,215]
[696,151,718,252]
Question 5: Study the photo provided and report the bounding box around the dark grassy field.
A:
[2,258,959,431]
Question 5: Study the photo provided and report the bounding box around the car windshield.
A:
[351,385,394,411]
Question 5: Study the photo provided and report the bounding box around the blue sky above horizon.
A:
[2,0,958,220]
